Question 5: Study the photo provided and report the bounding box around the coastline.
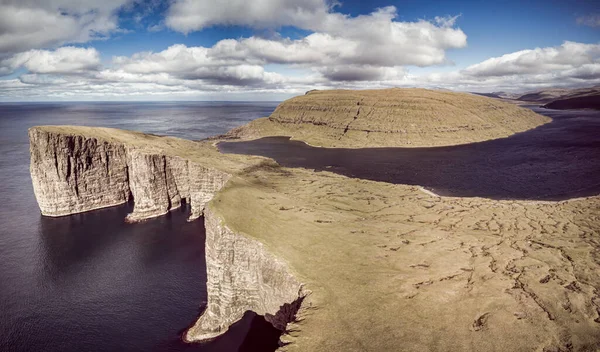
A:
[26,89,600,351]
[28,126,308,346]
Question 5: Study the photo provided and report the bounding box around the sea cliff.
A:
[28,126,305,342]
[27,89,600,351]
[29,127,230,221]
[186,206,304,341]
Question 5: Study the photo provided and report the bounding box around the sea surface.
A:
[220,107,600,200]
[0,102,280,352]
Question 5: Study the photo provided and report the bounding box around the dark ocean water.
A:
[220,107,600,200]
[0,102,279,352]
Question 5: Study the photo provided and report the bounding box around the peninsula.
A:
[29,89,600,351]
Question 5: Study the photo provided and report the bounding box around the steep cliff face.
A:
[29,127,230,222]
[185,207,304,341]
[29,127,131,216]
[29,126,304,344]
[124,151,230,222]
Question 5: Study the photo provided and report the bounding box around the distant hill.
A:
[227,88,549,148]
[517,89,573,103]
[515,86,600,110]
[543,94,600,110]
[472,91,521,100]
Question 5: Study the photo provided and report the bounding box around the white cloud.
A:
[1,47,101,75]
[1,47,101,76]
[3,40,600,101]
[109,36,413,85]
[111,44,288,86]
[385,42,600,93]
[0,0,131,54]
[165,2,467,68]
[111,8,465,87]
[462,41,600,77]
[435,14,461,28]
[165,0,333,33]
[576,14,600,28]
[0,0,470,100]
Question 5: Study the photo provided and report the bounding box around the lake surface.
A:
[0,102,280,352]
[219,107,600,200]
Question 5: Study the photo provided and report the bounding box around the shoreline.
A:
[25,91,600,351]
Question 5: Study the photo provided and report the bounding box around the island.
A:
[29,89,600,351]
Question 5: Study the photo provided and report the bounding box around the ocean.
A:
[0,102,280,352]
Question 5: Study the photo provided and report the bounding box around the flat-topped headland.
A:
[226,88,550,148]
[28,89,600,351]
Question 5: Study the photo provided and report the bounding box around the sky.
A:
[0,0,599,101]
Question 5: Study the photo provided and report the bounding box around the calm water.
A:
[0,102,279,352]
[220,107,600,200]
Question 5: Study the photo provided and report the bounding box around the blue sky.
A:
[0,0,599,101]
[100,0,599,65]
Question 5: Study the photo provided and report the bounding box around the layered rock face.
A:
[228,88,551,148]
[29,126,304,342]
[29,127,230,221]
[124,151,230,222]
[185,207,303,341]
[29,127,130,216]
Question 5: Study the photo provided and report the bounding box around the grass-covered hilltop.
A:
[227,88,550,148]
[28,88,600,352]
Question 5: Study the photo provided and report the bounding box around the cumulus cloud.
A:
[0,0,131,54]
[3,40,600,101]
[116,6,466,87]
[1,0,599,102]
[111,44,287,86]
[462,41,600,77]
[165,0,333,33]
[398,41,600,92]
[1,47,101,75]
[0,0,470,99]
[110,38,409,85]
[165,2,467,68]
[576,14,600,28]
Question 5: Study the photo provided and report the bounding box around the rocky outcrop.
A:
[29,126,305,343]
[227,88,551,148]
[29,127,130,216]
[185,207,304,341]
[123,151,230,222]
[29,127,230,221]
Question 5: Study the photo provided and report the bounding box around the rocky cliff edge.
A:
[28,125,306,343]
